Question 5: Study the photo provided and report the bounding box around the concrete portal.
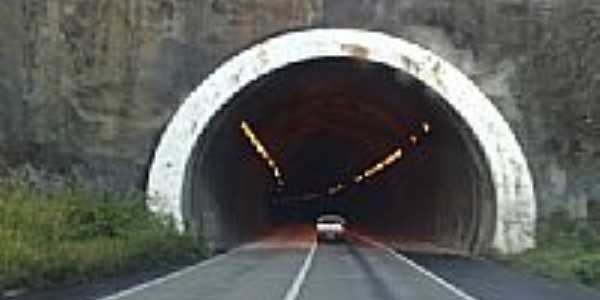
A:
[147,29,536,254]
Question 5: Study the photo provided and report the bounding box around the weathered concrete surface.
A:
[0,0,599,216]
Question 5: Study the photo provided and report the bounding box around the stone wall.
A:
[0,0,599,216]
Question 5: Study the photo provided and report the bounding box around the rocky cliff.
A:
[0,0,599,217]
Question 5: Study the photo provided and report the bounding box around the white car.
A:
[316,214,346,241]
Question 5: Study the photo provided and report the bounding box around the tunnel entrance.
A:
[147,29,535,255]
[192,58,494,254]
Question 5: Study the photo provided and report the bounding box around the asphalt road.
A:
[405,252,600,300]
[95,234,470,300]
[296,238,467,300]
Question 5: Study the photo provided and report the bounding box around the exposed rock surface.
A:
[0,0,598,215]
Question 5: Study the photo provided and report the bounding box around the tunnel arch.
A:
[147,29,535,254]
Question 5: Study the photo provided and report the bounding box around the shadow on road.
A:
[345,241,397,300]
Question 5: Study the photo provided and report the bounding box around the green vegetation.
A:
[502,209,600,288]
[0,179,206,291]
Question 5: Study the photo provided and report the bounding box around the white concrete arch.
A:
[147,29,535,254]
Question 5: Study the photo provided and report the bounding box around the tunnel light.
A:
[321,122,427,193]
[363,166,378,178]
[409,135,418,145]
[392,148,403,159]
[273,167,281,178]
[383,156,395,165]
[354,175,364,183]
[240,120,285,186]
[328,183,345,195]
[383,148,403,165]
[362,146,404,179]
[422,121,431,133]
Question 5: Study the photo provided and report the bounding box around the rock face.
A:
[0,0,599,216]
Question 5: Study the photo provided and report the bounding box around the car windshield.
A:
[317,215,344,224]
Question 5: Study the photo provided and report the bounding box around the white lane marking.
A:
[97,245,249,300]
[352,233,479,300]
[283,240,318,300]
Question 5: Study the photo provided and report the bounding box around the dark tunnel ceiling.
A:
[226,58,448,196]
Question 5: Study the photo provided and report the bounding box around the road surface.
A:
[96,232,472,300]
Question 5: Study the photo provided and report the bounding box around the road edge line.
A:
[283,240,318,300]
[97,245,248,300]
[352,233,479,300]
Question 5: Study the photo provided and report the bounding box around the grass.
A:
[0,179,207,291]
[501,209,600,289]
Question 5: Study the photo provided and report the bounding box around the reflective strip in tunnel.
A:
[240,120,285,186]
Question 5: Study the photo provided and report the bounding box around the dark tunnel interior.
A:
[187,57,495,254]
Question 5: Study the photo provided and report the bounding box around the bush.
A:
[502,208,600,288]
[572,254,600,286]
[0,179,206,291]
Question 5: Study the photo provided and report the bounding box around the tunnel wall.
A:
[1,1,599,232]
[188,95,274,250]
